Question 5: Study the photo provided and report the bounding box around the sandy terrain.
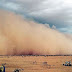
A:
[0,56,72,72]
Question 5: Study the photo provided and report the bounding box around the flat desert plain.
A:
[0,56,72,72]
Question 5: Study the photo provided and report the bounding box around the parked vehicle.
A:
[63,61,72,66]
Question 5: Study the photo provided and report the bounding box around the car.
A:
[63,61,72,66]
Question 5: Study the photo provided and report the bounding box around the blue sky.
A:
[0,0,72,33]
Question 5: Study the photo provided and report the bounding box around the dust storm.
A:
[0,10,72,55]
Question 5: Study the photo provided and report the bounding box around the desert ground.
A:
[0,56,72,72]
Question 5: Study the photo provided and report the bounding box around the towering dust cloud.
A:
[0,9,72,55]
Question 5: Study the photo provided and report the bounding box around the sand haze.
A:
[0,10,72,55]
